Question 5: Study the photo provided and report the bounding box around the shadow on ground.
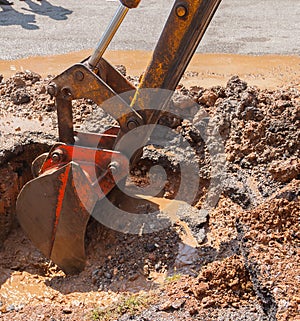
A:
[0,0,72,29]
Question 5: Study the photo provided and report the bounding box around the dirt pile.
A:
[0,70,299,321]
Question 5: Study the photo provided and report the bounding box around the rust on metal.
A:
[17,133,129,273]
[119,0,141,9]
[49,162,97,274]
[118,0,222,154]
[97,58,135,97]
[133,0,222,111]
[50,62,140,143]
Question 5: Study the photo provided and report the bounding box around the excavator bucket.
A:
[16,162,98,274]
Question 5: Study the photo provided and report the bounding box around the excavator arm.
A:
[16,0,222,274]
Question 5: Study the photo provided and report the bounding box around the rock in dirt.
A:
[268,157,300,182]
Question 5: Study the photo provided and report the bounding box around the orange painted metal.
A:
[17,130,129,273]
[40,132,129,200]
[52,165,71,248]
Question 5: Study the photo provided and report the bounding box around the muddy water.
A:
[1,50,299,89]
[115,194,199,247]
[0,270,117,308]
[0,194,199,308]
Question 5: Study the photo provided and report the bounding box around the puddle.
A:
[138,196,199,246]
[1,50,299,89]
[0,270,116,309]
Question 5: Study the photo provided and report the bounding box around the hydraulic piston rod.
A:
[88,4,129,69]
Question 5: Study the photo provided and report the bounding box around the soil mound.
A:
[0,71,299,320]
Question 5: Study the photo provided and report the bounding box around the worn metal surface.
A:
[117,0,222,159]
[40,142,129,197]
[138,0,222,92]
[49,62,136,143]
[17,131,129,273]
[16,162,96,273]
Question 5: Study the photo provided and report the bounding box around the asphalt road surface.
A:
[0,0,299,59]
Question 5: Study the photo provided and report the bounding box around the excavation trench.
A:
[0,66,299,320]
[0,142,52,245]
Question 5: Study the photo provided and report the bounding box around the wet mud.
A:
[1,51,300,89]
[0,61,299,321]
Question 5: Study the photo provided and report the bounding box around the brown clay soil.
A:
[0,56,299,321]
[1,51,300,90]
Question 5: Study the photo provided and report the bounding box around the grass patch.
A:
[165,273,182,283]
[90,292,155,321]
